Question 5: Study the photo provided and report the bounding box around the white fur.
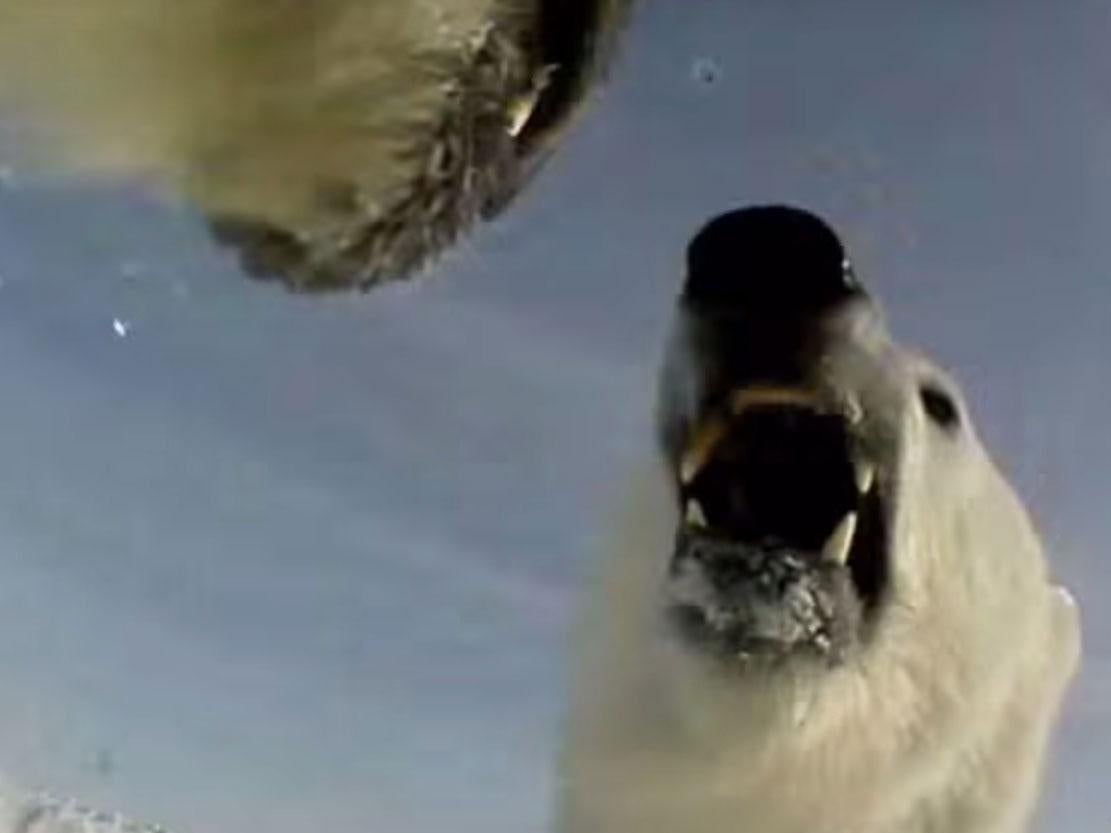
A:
[0,0,526,233]
[558,305,1080,833]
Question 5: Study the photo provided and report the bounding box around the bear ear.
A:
[0,0,632,293]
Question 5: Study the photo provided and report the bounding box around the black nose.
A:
[684,205,860,315]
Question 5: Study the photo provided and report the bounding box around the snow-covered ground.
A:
[0,783,168,833]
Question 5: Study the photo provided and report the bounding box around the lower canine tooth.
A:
[686,500,708,528]
[855,462,875,495]
[823,512,858,565]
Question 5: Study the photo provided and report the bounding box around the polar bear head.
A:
[653,206,1067,725]
[560,206,1079,833]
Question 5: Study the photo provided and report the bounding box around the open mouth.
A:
[666,388,888,663]
[209,2,625,294]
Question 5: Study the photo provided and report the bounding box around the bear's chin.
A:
[664,530,862,668]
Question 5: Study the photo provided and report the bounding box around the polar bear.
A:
[558,206,1081,833]
[0,0,631,290]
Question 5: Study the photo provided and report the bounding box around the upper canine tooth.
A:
[508,91,540,136]
[822,512,858,566]
[679,449,702,486]
[685,500,708,528]
[854,462,875,495]
[680,418,730,484]
[508,66,556,137]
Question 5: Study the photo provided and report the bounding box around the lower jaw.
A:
[665,572,862,667]
[668,605,845,668]
[667,527,866,667]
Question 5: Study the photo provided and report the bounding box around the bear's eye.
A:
[919,383,961,432]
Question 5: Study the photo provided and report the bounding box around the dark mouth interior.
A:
[680,404,887,608]
[683,407,857,549]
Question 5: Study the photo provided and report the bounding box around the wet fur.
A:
[0,0,630,290]
[558,302,1080,833]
